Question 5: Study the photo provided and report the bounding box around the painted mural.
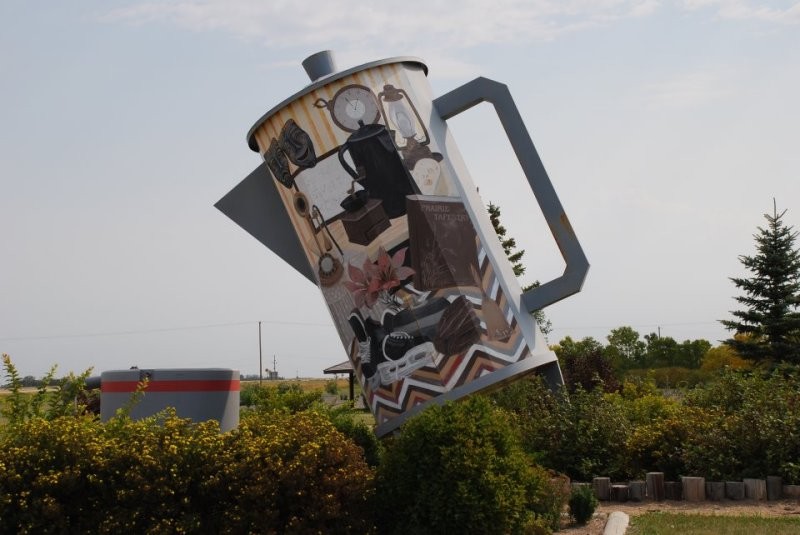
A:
[253,65,536,433]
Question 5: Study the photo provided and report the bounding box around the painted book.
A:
[406,195,479,291]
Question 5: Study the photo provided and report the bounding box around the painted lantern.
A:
[217,52,589,436]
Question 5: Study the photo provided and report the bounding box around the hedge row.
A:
[1,353,567,534]
[0,410,374,534]
[492,369,800,483]
[11,356,793,532]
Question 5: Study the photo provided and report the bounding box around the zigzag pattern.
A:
[367,246,535,426]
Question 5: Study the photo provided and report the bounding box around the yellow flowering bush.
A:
[0,409,375,533]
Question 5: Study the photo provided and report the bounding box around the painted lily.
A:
[343,247,414,309]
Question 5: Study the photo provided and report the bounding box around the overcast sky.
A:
[2,1,799,379]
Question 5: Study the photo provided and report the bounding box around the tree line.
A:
[490,200,800,375]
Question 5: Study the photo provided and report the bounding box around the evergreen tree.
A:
[487,203,552,335]
[721,202,800,364]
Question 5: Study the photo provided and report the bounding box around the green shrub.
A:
[240,381,323,413]
[625,366,705,388]
[375,396,564,535]
[624,406,711,480]
[0,408,375,533]
[568,485,598,525]
[494,377,631,480]
[326,405,383,467]
[554,336,620,392]
[1,354,93,425]
[325,379,339,395]
[684,369,800,482]
[611,379,682,426]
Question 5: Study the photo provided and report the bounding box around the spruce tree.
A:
[721,202,800,364]
[487,203,552,335]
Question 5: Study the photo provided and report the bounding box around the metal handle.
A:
[433,77,589,312]
[337,142,359,180]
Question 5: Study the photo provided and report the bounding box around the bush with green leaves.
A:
[568,484,598,525]
[493,376,631,480]
[683,369,800,482]
[0,354,376,534]
[553,336,620,393]
[1,354,93,424]
[239,381,323,413]
[326,405,383,467]
[624,405,710,480]
[375,396,565,535]
[238,380,380,467]
[625,366,706,389]
[325,378,339,395]
[0,408,376,534]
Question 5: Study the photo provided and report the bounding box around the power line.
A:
[0,319,333,342]
[2,319,724,343]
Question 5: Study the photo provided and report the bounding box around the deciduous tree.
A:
[605,326,646,369]
[553,336,619,392]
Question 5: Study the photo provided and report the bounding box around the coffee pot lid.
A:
[247,53,427,152]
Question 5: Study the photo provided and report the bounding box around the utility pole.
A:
[273,355,277,379]
[258,321,263,385]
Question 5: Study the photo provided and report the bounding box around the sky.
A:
[2,0,799,379]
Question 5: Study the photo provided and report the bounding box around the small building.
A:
[323,360,355,402]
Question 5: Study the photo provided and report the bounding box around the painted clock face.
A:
[329,84,381,132]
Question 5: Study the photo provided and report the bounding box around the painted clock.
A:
[315,84,381,133]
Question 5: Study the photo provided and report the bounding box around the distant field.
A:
[243,378,356,394]
[0,388,38,395]
[0,378,370,425]
[0,380,353,395]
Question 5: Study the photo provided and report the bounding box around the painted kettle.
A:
[338,120,419,218]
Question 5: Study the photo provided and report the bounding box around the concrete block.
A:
[664,481,683,500]
[611,484,629,502]
[646,472,665,501]
[603,511,629,535]
[629,481,646,502]
[767,476,782,500]
[744,478,767,500]
[682,476,705,502]
[782,485,800,499]
[706,481,725,501]
[593,477,611,501]
[726,481,745,500]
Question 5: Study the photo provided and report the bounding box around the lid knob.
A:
[302,50,337,82]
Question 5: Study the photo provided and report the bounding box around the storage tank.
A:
[100,368,240,432]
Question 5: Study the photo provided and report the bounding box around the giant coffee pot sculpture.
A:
[217,51,589,436]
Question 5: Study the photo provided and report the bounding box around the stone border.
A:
[578,475,800,503]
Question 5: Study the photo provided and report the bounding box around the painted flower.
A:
[343,257,381,309]
[343,247,415,309]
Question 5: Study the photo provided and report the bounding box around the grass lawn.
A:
[629,512,800,534]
